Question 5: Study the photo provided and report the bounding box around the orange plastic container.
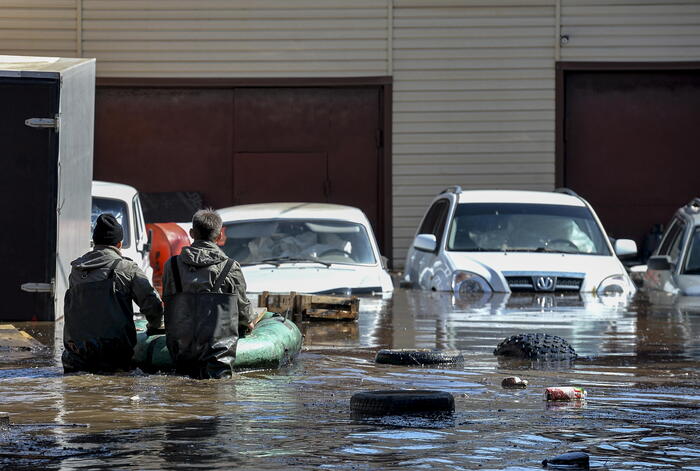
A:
[147,223,191,295]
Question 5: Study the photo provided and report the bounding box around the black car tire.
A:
[375,349,464,365]
[493,333,577,360]
[350,390,455,416]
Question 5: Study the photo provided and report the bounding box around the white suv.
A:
[403,188,637,296]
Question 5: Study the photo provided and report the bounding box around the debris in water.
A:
[129,395,141,402]
[501,376,528,389]
[542,451,590,469]
[544,387,587,401]
[0,414,9,429]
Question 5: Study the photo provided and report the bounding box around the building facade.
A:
[3,0,699,266]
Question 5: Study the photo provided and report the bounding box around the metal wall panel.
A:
[81,0,389,77]
[54,58,95,322]
[391,1,556,265]
[560,1,700,61]
[0,1,77,57]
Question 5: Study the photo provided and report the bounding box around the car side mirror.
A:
[143,228,153,254]
[614,239,637,258]
[380,255,389,270]
[414,234,437,252]
[647,255,673,271]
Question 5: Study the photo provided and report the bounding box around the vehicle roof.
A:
[0,54,94,77]
[217,202,370,225]
[454,190,587,207]
[92,180,139,200]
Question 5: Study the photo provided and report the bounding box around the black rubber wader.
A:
[164,256,239,379]
[63,259,136,373]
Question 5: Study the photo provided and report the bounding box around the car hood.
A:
[445,251,629,291]
[241,263,393,295]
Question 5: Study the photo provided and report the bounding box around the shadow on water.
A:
[2,288,700,469]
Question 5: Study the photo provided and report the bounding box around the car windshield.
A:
[91,197,130,247]
[219,219,377,266]
[684,228,700,275]
[446,202,610,255]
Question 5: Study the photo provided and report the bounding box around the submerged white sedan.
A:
[216,203,393,296]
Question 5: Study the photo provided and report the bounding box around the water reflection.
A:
[1,289,700,469]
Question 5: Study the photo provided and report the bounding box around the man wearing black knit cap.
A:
[62,213,163,373]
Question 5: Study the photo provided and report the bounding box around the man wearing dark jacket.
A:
[162,208,255,379]
[63,214,163,373]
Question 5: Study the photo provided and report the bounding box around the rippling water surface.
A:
[2,288,700,470]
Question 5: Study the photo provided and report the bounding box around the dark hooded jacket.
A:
[162,240,254,327]
[63,246,163,373]
[161,240,254,379]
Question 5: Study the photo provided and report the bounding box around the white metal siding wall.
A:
[0,0,77,57]
[560,1,700,61]
[81,0,389,77]
[2,1,698,266]
[391,1,557,265]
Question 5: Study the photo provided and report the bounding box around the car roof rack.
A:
[553,187,579,197]
[685,197,700,214]
[440,185,462,195]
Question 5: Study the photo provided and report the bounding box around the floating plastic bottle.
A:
[544,387,587,401]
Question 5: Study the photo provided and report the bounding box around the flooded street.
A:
[2,288,700,470]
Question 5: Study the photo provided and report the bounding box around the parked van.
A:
[91,181,152,281]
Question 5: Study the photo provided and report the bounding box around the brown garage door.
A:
[560,66,700,249]
[94,81,390,255]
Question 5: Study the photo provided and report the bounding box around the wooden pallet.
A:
[0,324,43,349]
[258,291,359,321]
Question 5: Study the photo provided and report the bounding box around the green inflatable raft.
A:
[133,312,303,371]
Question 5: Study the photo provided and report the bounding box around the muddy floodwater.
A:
[2,288,700,470]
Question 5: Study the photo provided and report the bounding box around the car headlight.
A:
[597,274,630,296]
[452,271,492,294]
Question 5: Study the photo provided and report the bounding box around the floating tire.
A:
[542,451,590,468]
[374,349,464,366]
[493,333,577,361]
[351,390,455,416]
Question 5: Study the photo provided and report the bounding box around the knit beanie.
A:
[93,213,124,246]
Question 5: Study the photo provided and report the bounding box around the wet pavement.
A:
[2,288,700,470]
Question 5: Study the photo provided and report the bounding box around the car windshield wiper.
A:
[258,256,332,267]
[241,260,280,267]
[502,247,578,254]
[457,248,502,252]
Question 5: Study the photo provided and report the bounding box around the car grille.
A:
[504,274,584,292]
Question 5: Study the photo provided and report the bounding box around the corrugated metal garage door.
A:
[561,68,700,248]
